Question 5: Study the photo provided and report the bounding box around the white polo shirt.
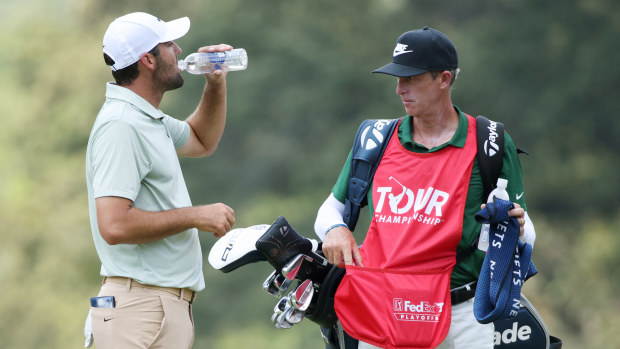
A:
[85,83,205,291]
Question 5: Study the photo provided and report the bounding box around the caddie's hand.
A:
[194,203,235,237]
[322,226,363,268]
[197,44,233,80]
[480,202,525,236]
[508,203,525,237]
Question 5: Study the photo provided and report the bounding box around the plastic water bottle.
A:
[478,178,509,251]
[178,48,248,74]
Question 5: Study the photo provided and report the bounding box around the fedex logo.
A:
[393,298,443,314]
[392,298,444,323]
[403,301,443,314]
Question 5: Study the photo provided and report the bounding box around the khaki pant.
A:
[435,298,494,349]
[91,280,194,349]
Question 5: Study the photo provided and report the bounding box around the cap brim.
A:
[372,62,428,77]
[162,17,190,42]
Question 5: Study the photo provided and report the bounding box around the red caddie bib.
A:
[335,115,478,349]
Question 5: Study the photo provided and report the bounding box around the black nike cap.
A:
[372,26,458,77]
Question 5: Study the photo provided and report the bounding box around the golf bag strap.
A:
[343,118,399,231]
[475,115,505,200]
[455,116,506,264]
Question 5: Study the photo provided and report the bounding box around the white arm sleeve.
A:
[520,211,536,247]
[314,193,346,241]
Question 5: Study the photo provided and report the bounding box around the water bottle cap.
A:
[496,178,508,188]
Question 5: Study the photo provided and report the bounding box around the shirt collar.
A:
[399,105,468,152]
[105,82,165,120]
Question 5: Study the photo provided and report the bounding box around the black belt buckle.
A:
[450,281,477,305]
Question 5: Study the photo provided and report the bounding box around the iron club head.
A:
[290,279,314,311]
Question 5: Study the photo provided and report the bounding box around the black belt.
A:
[450,281,477,305]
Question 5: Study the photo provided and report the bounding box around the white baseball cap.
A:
[103,12,190,71]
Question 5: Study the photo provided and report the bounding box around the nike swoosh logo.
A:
[393,50,413,56]
[516,192,524,200]
[393,44,413,57]
[104,318,114,322]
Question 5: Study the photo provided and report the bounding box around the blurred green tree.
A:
[0,0,618,347]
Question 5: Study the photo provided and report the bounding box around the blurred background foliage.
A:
[0,0,618,348]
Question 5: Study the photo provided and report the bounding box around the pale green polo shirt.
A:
[85,83,205,291]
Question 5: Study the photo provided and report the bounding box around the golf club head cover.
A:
[493,294,562,348]
[255,216,314,272]
[208,224,270,273]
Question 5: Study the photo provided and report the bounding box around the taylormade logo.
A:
[360,120,391,150]
[279,226,289,237]
[393,43,413,57]
[484,121,500,157]
[494,322,532,345]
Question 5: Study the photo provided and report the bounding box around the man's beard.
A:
[154,60,184,92]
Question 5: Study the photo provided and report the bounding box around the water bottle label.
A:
[478,225,490,251]
[207,52,226,64]
[480,230,489,244]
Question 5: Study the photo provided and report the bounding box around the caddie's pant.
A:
[435,298,494,349]
[357,298,494,349]
[91,277,196,349]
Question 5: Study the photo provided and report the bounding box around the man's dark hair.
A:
[429,69,459,87]
[103,45,160,86]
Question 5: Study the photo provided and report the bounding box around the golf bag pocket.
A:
[335,265,452,349]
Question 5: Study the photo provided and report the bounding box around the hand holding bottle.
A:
[179,45,248,75]
[478,178,509,251]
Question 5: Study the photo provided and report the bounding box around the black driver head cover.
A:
[255,216,314,272]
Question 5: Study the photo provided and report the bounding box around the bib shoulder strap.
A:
[344,118,399,231]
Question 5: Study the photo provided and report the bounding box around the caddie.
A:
[314,27,537,349]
